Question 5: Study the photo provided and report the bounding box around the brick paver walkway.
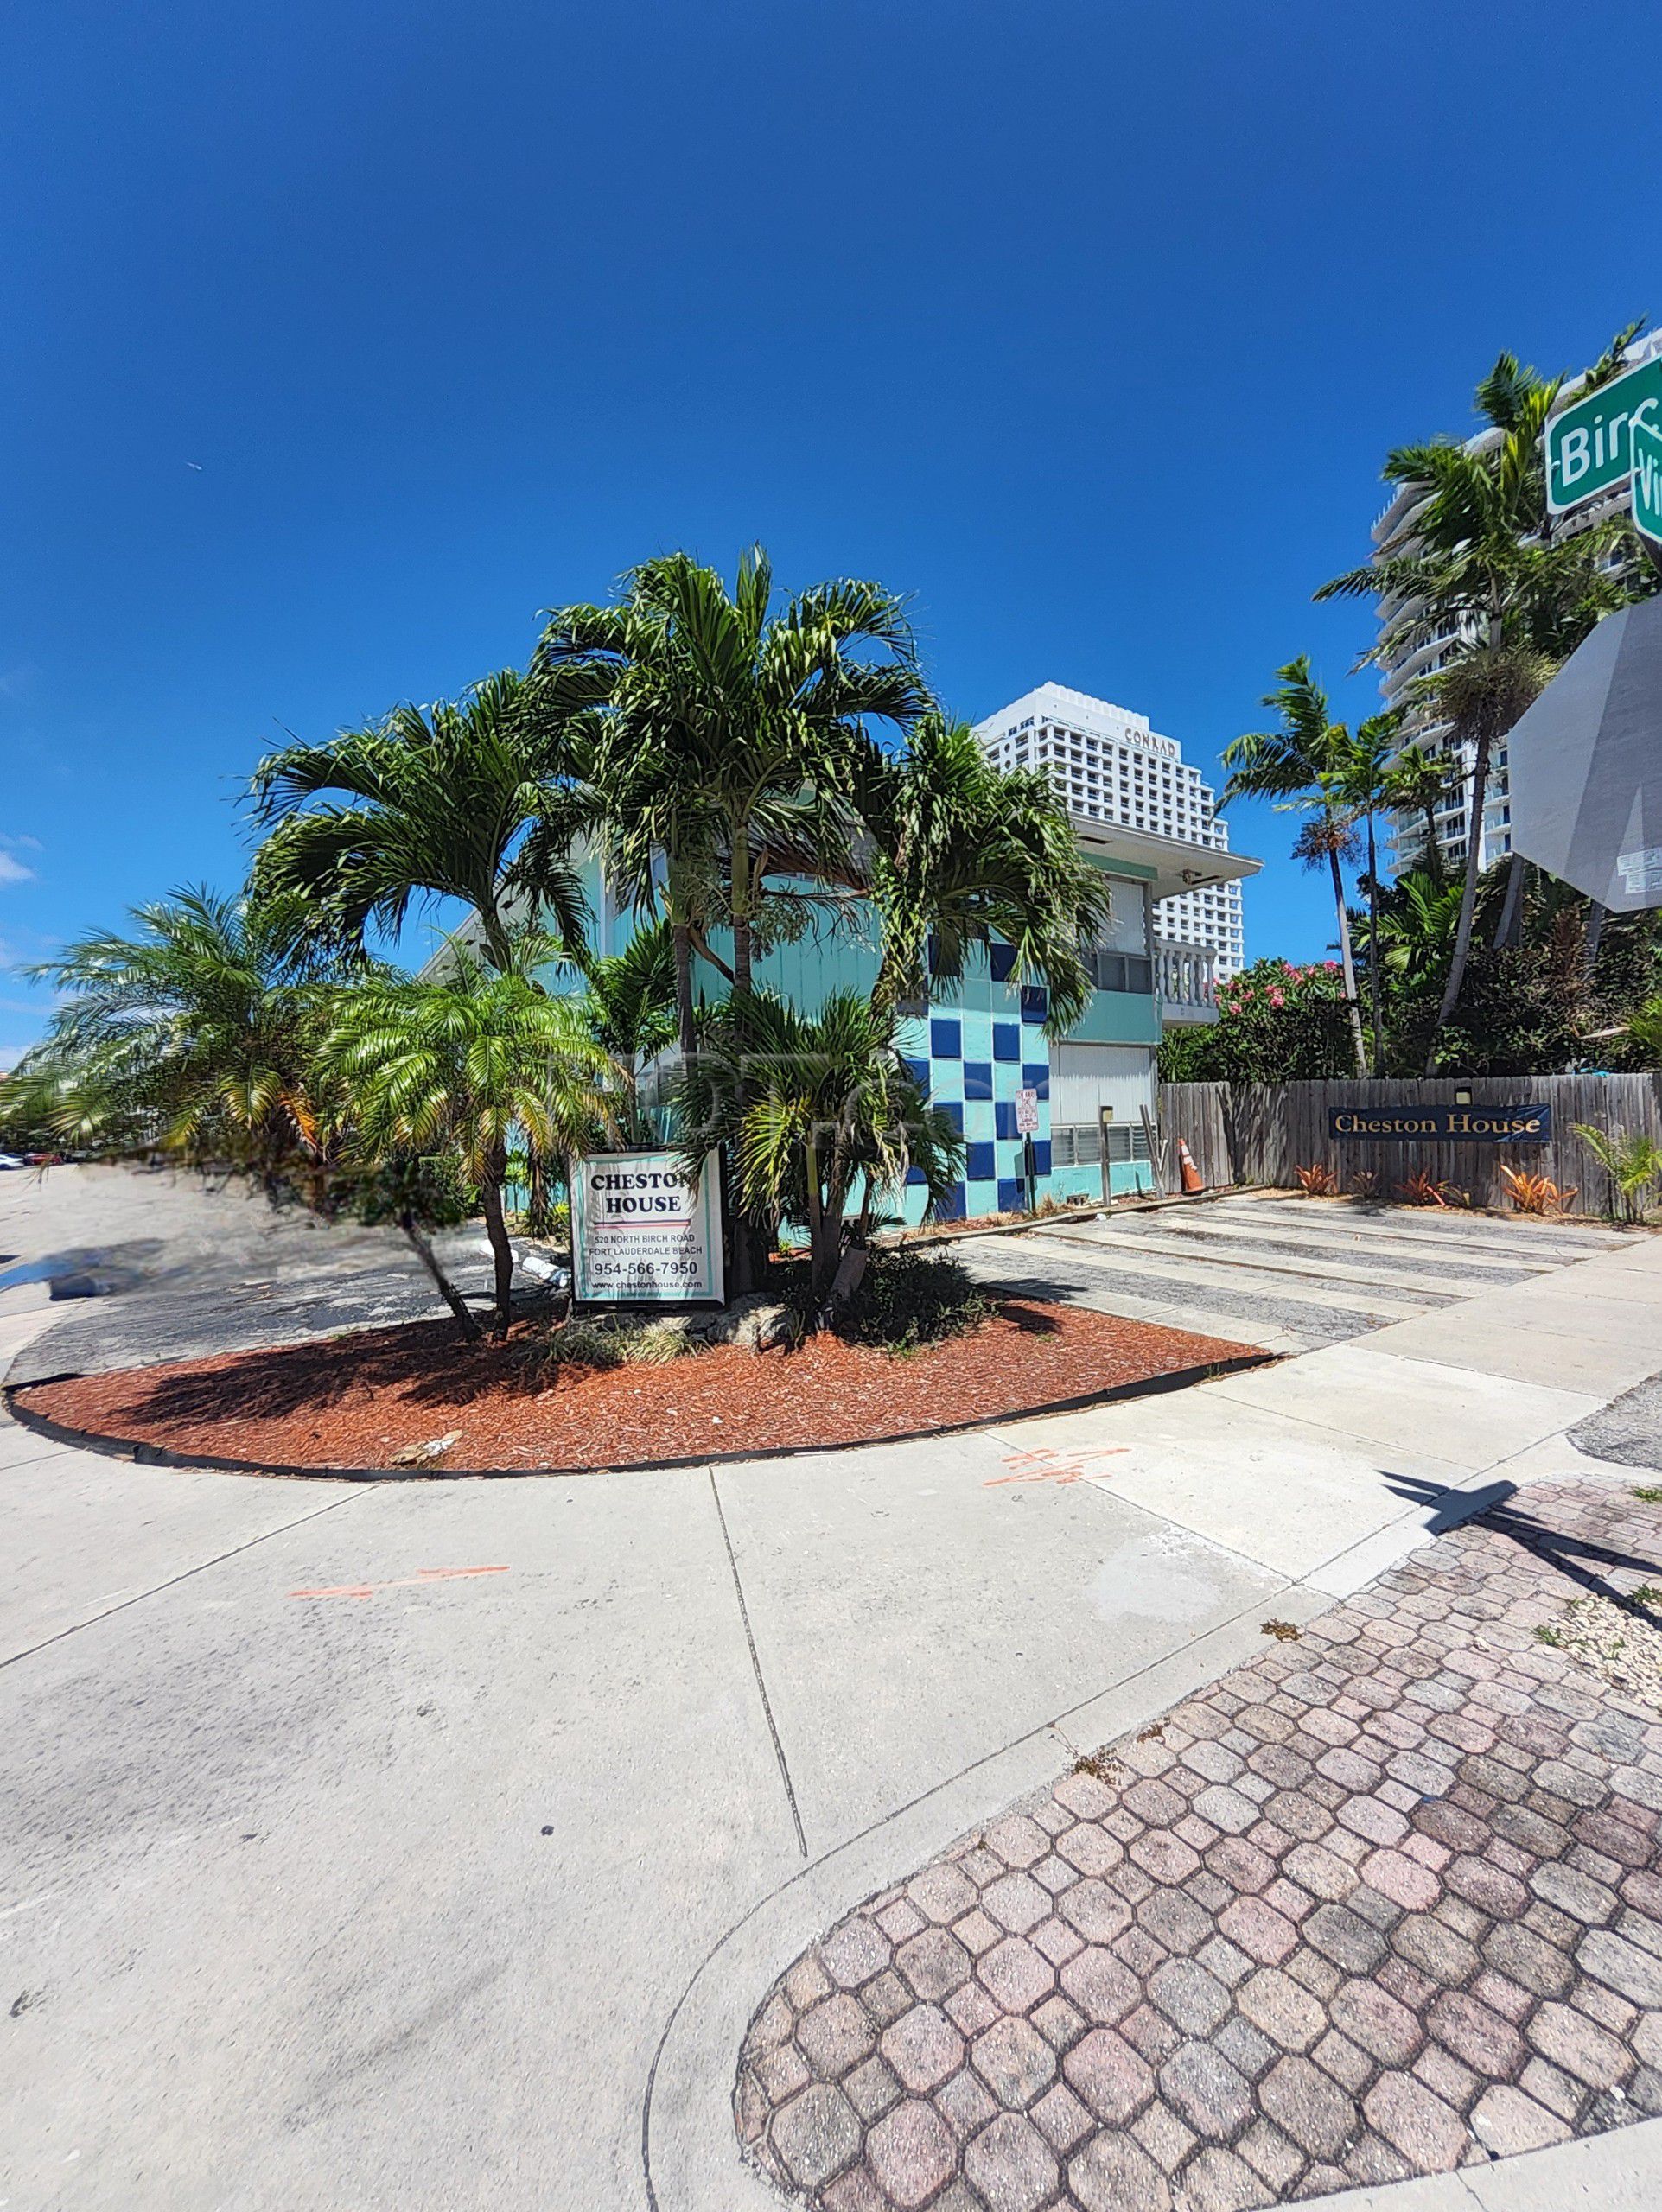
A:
[736,1479,1662,2210]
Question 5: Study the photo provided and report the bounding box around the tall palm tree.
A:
[249,670,595,971]
[673,988,964,1317]
[1334,711,1402,1073]
[16,887,347,1185]
[528,547,931,1049]
[848,713,1111,1033]
[1317,339,1652,1072]
[318,948,619,1339]
[1221,659,1369,1075]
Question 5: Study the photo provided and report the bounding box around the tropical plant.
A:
[672,988,965,1317]
[850,714,1111,1033]
[13,887,347,1187]
[530,547,931,1053]
[1497,1165,1576,1217]
[1398,1169,1468,1207]
[317,946,619,1338]
[563,918,680,1139]
[1334,711,1402,1073]
[1157,959,1354,1084]
[1572,1124,1662,1223]
[1221,658,1368,1075]
[249,670,595,971]
[1317,337,1654,1071]
[1622,995,1662,1065]
[1379,745,1455,883]
[1293,1162,1338,1197]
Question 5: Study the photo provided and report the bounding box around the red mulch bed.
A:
[16,1300,1262,1473]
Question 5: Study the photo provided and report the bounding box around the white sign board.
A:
[1015,1086,1041,1135]
[569,1149,725,1305]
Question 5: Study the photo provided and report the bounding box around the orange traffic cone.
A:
[1176,1136,1204,1194]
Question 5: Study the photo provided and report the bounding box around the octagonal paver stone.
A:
[963,2112,1059,2212]
[971,2015,1057,2110]
[880,2005,965,2094]
[977,1936,1055,2013]
[769,2082,862,2190]
[895,1927,973,2004]
[1063,2025,1155,2125]
[799,1993,879,2081]
[1068,2131,1173,2212]
[865,2098,958,2209]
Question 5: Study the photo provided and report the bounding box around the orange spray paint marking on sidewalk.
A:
[288,1567,510,1600]
[985,1446,1129,1488]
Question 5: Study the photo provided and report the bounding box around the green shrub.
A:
[783,1249,993,1353]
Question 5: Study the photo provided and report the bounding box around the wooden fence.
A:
[1157,1074,1662,1212]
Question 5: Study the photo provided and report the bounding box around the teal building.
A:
[567,814,1256,1224]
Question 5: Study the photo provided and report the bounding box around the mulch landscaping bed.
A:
[13,1300,1259,1473]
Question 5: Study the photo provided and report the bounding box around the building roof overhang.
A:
[1068,816,1261,899]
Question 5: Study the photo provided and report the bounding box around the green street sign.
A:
[1544,354,1662,515]
[1633,413,1662,551]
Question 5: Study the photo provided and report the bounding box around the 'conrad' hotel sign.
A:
[1328,1104,1551,1143]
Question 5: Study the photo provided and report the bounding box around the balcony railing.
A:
[1155,937,1218,1023]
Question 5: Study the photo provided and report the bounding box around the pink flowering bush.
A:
[1160,957,1355,1082]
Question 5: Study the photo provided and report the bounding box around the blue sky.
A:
[3,0,1659,1061]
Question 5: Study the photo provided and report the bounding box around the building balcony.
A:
[1155,937,1218,1025]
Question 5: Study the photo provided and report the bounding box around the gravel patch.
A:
[1571,1373,1662,1473]
[1538,1590,1662,1712]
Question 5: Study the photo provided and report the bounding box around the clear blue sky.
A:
[4,0,1659,1061]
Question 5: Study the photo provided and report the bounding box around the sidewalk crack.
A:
[708,1466,807,1859]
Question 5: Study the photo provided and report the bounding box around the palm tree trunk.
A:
[1582,899,1607,982]
[670,918,697,1060]
[730,823,752,1000]
[1424,729,1491,1075]
[1423,805,1443,882]
[398,1210,482,1341]
[479,1169,516,1340]
[1365,810,1385,1076]
[1327,845,1368,1077]
[1493,854,1525,950]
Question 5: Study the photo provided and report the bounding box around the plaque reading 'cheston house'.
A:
[570,1149,725,1305]
[1327,1103,1551,1143]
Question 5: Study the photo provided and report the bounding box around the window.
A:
[1051,1121,1151,1168]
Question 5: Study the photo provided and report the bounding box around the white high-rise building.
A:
[973,681,1247,985]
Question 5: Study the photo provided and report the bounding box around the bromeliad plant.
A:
[673,988,965,1323]
[1497,1165,1577,1217]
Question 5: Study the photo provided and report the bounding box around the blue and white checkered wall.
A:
[897,946,1054,1222]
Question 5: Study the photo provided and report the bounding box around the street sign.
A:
[1633,412,1662,551]
[1014,1085,1040,1135]
[1544,353,1662,515]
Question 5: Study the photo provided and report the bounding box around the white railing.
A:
[1155,938,1218,1022]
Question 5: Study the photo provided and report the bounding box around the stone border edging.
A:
[1,1347,1276,1484]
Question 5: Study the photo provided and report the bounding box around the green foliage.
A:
[674,988,965,1303]
[520,1313,698,1379]
[775,1248,993,1354]
[11,887,351,1179]
[853,713,1111,1035]
[250,669,595,969]
[1157,959,1355,1083]
[1573,1124,1662,1221]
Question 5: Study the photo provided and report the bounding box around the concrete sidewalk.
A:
[3,1171,1659,2212]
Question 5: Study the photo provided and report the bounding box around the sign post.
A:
[568,1148,725,1306]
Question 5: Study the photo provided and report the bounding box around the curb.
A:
[2,1348,1277,1484]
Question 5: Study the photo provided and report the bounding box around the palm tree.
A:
[529,548,931,1052]
[673,988,964,1318]
[1317,340,1652,1072]
[250,670,595,971]
[849,714,1111,1034]
[1379,744,1454,883]
[16,887,345,1186]
[1221,659,1369,1075]
[318,949,619,1339]
[564,918,679,1140]
[1334,711,1401,1073]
